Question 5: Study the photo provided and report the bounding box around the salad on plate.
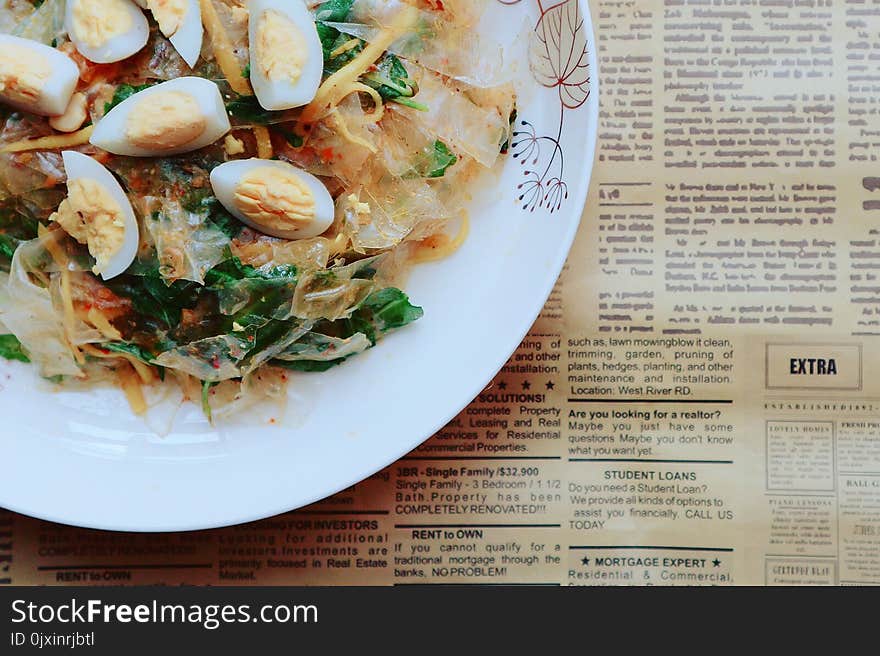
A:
[0,0,517,422]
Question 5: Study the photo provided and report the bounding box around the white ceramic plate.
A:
[0,0,597,531]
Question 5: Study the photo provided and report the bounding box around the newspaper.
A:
[2,0,879,586]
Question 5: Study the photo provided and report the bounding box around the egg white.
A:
[134,0,203,68]
[0,35,80,117]
[90,77,231,156]
[210,159,335,240]
[247,0,324,111]
[167,0,203,69]
[61,150,139,280]
[65,0,150,64]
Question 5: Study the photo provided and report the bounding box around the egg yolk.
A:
[145,0,186,37]
[0,44,50,106]
[125,91,206,151]
[234,167,316,231]
[50,179,126,276]
[255,10,308,83]
[72,0,134,48]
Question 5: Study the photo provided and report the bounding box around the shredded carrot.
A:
[81,344,156,384]
[38,225,85,365]
[353,83,385,123]
[200,0,253,96]
[86,307,122,341]
[1,125,94,153]
[173,371,202,402]
[330,38,363,59]
[253,125,273,159]
[328,108,377,153]
[116,362,147,415]
[57,275,85,365]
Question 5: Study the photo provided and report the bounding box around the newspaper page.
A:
[2,0,880,587]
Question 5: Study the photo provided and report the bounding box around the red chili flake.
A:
[320,147,335,162]
[211,355,221,370]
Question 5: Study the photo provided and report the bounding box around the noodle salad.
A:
[0,0,516,421]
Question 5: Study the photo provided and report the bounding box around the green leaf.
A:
[204,255,296,288]
[364,288,424,330]
[316,23,341,60]
[105,268,200,329]
[0,334,29,363]
[198,197,244,239]
[103,342,156,363]
[362,54,415,100]
[276,358,345,373]
[279,128,304,148]
[207,209,244,239]
[104,83,153,114]
[414,140,457,178]
[201,379,215,423]
[247,318,297,355]
[203,256,257,288]
[218,280,298,330]
[0,233,20,268]
[272,288,422,372]
[173,182,244,239]
[315,0,355,22]
[285,132,303,148]
[0,203,40,241]
[225,95,283,125]
[315,7,426,112]
[179,186,212,214]
[322,34,364,75]
[259,264,298,280]
[360,54,428,111]
[344,288,423,345]
[241,63,251,79]
[390,96,429,112]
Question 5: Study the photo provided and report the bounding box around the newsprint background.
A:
[3,0,880,586]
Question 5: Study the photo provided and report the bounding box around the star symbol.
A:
[498,381,507,390]
[712,558,721,567]
[581,557,590,566]
[546,381,555,390]
[522,380,531,390]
